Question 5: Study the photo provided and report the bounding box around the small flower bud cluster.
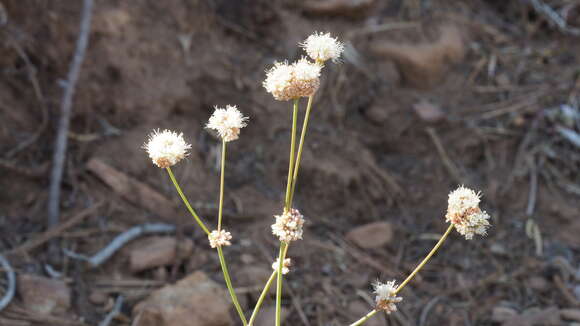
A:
[206,105,249,142]
[373,280,403,314]
[445,186,491,240]
[272,258,292,275]
[208,229,232,248]
[271,208,304,243]
[143,129,191,168]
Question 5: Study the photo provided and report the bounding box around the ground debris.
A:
[129,236,193,273]
[17,274,70,315]
[346,221,394,249]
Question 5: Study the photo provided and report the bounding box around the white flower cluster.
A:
[445,186,491,240]
[272,258,292,275]
[263,59,321,101]
[143,129,191,168]
[271,208,305,243]
[206,105,249,142]
[373,280,403,314]
[208,229,232,248]
[263,32,343,101]
[300,32,344,63]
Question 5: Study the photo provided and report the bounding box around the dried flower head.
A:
[300,32,344,63]
[263,59,321,101]
[373,280,403,313]
[272,258,292,275]
[208,229,232,248]
[445,186,491,240]
[272,208,305,242]
[206,105,248,142]
[143,129,191,168]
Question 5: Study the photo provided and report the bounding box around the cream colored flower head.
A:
[143,129,191,168]
[445,186,491,240]
[272,258,292,275]
[208,229,232,248]
[263,59,321,101]
[373,280,402,313]
[272,208,305,242]
[206,105,249,142]
[300,32,344,63]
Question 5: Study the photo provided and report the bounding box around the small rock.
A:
[504,307,561,326]
[346,221,394,249]
[491,306,518,323]
[412,100,445,123]
[129,236,193,273]
[133,271,232,326]
[89,291,109,305]
[364,105,389,124]
[562,309,580,322]
[301,0,375,17]
[253,306,289,326]
[371,24,465,89]
[527,276,549,292]
[17,274,70,315]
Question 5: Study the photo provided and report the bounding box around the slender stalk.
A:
[349,310,378,326]
[284,99,299,211]
[166,167,210,235]
[394,224,454,294]
[288,95,314,207]
[248,271,276,326]
[275,242,288,326]
[248,245,289,326]
[218,140,226,230]
[217,246,248,325]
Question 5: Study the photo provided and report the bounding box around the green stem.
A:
[275,242,288,326]
[349,310,379,326]
[288,95,314,207]
[218,140,226,230]
[166,167,210,234]
[395,224,454,294]
[217,246,248,325]
[284,99,299,211]
[248,271,276,326]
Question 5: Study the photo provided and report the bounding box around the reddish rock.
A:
[562,309,580,322]
[17,274,70,315]
[129,236,193,273]
[133,271,233,326]
[346,221,394,249]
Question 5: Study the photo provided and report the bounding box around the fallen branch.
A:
[47,0,94,253]
[98,295,123,326]
[63,223,176,268]
[527,0,580,36]
[0,254,16,311]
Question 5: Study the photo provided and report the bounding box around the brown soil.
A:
[1,0,580,325]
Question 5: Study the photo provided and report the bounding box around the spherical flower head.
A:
[143,129,191,168]
[272,258,292,275]
[263,59,321,101]
[291,57,321,98]
[206,105,249,142]
[300,32,344,63]
[271,208,305,243]
[208,229,232,248]
[445,186,491,240]
[373,280,403,313]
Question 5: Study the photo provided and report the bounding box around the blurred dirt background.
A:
[1,0,580,325]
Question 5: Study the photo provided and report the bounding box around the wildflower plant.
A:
[142,32,492,326]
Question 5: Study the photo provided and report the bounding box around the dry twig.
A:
[0,254,16,312]
[98,295,124,326]
[47,0,94,254]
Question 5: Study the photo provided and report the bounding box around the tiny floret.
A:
[143,129,191,168]
[208,229,232,248]
[206,105,248,142]
[445,186,491,240]
[272,258,292,275]
[272,208,305,242]
[300,32,344,63]
[373,280,403,314]
[263,59,321,101]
